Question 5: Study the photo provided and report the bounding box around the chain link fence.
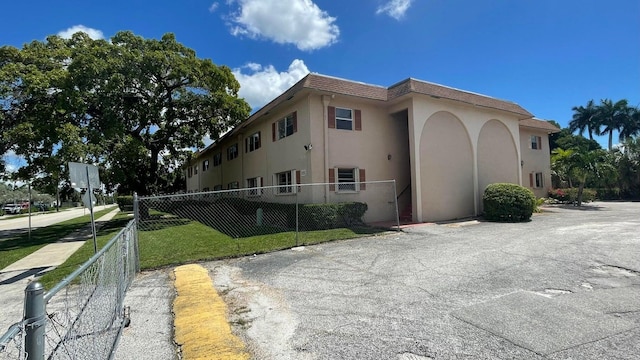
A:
[0,219,138,360]
[137,180,399,250]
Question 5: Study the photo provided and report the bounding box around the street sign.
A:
[82,192,97,209]
[68,162,100,189]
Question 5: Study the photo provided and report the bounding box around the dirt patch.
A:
[210,264,311,360]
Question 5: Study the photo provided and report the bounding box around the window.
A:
[194,165,198,175]
[187,167,193,178]
[213,185,223,191]
[275,113,296,140]
[275,171,295,194]
[202,160,209,171]
[228,181,239,189]
[213,153,222,167]
[246,132,261,153]
[530,135,542,150]
[247,177,262,196]
[530,172,544,188]
[227,143,238,161]
[338,168,356,191]
[336,108,353,130]
[329,168,366,192]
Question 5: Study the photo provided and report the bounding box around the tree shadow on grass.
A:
[0,222,91,252]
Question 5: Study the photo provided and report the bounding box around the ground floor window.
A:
[228,181,239,189]
[213,185,223,191]
[247,177,262,196]
[338,168,356,191]
[535,172,544,188]
[274,170,298,194]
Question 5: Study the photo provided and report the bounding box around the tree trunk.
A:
[608,132,613,151]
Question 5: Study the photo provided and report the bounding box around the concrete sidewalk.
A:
[0,207,121,331]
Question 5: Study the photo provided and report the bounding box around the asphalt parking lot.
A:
[202,202,640,359]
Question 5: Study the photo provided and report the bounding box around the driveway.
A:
[204,202,640,359]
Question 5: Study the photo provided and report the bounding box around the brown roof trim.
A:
[519,118,561,133]
[388,78,533,119]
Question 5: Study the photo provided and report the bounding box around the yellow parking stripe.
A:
[173,264,249,360]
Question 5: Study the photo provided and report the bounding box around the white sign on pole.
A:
[68,162,100,188]
[82,192,97,209]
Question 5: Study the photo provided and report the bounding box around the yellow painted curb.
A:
[173,264,249,360]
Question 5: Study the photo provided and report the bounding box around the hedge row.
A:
[548,188,596,203]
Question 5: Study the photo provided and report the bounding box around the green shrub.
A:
[116,196,134,211]
[483,183,535,222]
[299,202,368,230]
[594,188,621,200]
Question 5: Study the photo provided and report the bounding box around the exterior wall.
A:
[410,95,522,222]
[477,119,519,211]
[520,127,553,198]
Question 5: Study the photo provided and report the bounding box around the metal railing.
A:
[136,180,399,251]
[0,219,139,360]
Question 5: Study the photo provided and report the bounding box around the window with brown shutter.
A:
[355,109,362,131]
[328,106,336,129]
[328,168,335,191]
[295,170,301,192]
[359,168,366,190]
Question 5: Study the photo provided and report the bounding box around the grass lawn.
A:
[36,213,385,289]
[38,212,133,289]
[0,208,114,270]
[138,220,383,269]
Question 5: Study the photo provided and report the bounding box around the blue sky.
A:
[1,0,639,152]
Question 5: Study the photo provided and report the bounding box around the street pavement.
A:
[0,204,116,233]
[116,201,640,360]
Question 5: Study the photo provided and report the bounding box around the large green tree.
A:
[1,31,250,195]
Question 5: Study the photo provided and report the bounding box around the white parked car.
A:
[3,204,22,215]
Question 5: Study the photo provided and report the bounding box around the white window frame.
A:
[336,167,360,193]
[246,177,262,196]
[227,143,238,161]
[534,172,544,188]
[530,135,541,150]
[202,159,209,171]
[335,107,353,131]
[246,132,261,152]
[274,170,297,195]
[277,115,295,140]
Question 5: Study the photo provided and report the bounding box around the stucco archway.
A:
[477,119,519,211]
[419,111,474,222]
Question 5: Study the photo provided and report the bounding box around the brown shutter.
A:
[292,111,298,133]
[257,131,261,149]
[529,173,534,187]
[245,138,248,153]
[329,168,335,191]
[354,109,362,131]
[296,170,301,192]
[328,106,336,129]
[359,169,366,190]
[272,122,276,142]
[538,136,542,151]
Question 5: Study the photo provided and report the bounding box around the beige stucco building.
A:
[186,74,559,223]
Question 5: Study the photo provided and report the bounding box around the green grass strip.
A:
[0,208,114,270]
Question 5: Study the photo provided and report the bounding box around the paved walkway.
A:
[0,207,121,332]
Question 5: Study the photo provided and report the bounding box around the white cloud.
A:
[57,25,105,40]
[209,2,219,12]
[376,0,413,20]
[228,0,339,51]
[233,59,310,110]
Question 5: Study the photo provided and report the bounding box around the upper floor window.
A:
[213,153,222,167]
[273,112,297,141]
[202,159,209,171]
[194,164,198,175]
[246,132,261,153]
[530,135,542,150]
[328,106,362,131]
[187,167,193,178]
[336,108,353,130]
[227,143,238,161]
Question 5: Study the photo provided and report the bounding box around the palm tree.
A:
[596,99,629,151]
[618,106,640,143]
[569,100,598,140]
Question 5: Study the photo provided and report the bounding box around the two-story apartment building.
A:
[186,73,559,223]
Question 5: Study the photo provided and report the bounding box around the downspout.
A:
[322,95,332,203]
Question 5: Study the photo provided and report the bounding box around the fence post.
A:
[24,282,45,360]
[133,192,139,225]
[295,190,299,247]
[392,180,400,230]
